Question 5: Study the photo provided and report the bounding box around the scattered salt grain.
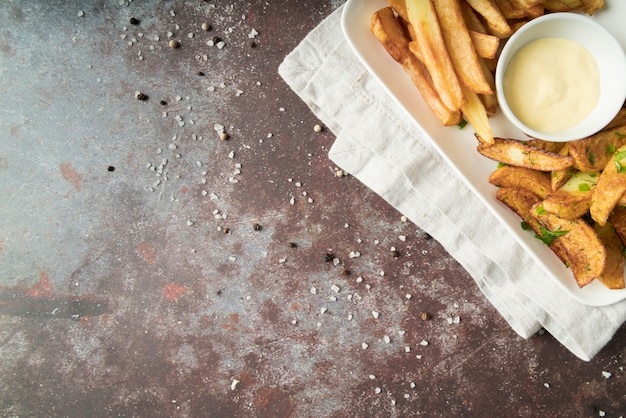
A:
[349,251,360,259]
[419,340,429,346]
[368,375,375,380]
[601,371,612,379]
[331,284,340,293]
[362,342,369,350]
[383,335,391,344]
[374,387,381,394]
[399,235,406,242]
[372,311,379,319]
[310,287,317,295]
[230,379,240,391]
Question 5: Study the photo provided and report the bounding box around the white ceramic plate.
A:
[341,0,626,306]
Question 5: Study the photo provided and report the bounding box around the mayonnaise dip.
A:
[503,37,600,133]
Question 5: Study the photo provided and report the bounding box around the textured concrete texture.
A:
[0,1,624,417]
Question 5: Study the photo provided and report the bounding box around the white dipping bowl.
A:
[495,13,626,142]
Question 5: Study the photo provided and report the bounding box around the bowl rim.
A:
[495,12,626,142]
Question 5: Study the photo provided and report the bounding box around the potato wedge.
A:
[531,204,606,287]
[489,165,552,199]
[406,0,466,112]
[589,145,626,226]
[433,0,492,95]
[495,187,570,265]
[580,0,605,15]
[542,189,592,220]
[550,144,573,191]
[608,205,626,247]
[593,223,626,289]
[603,108,626,132]
[477,137,574,171]
[465,0,513,38]
[371,8,461,126]
[568,124,626,172]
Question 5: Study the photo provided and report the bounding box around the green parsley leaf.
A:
[457,119,468,130]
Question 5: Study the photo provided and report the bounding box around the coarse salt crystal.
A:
[369,375,375,380]
[310,287,317,295]
[399,235,406,242]
[320,307,327,314]
[331,284,340,293]
[231,379,239,390]
[601,371,612,379]
[374,387,381,394]
[362,342,369,350]
[372,311,379,319]
[383,335,391,344]
[419,340,428,346]
[349,251,361,258]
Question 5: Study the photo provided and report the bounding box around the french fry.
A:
[590,144,626,226]
[385,0,409,22]
[433,0,492,95]
[461,83,494,143]
[494,0,528,19]
[478,57,498,115]
[603,108,626,132]
[465,0,513,38]
[531,204,606,287]
[405,0,466,112]
[371,8,461,125]
[469,30,499,59]
[477,137,574,171]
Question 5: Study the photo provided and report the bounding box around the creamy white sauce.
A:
[503,37,600,133]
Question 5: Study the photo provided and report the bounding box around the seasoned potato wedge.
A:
[477,137,574,171]
[542,189,591,220]
[495,187,570,267]
[590,145,626,226]
[594,223,626,289]
[568,124,626,172]
[531,205,606,287]
[489,165,551,199]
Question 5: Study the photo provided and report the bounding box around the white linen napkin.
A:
[278,4,626,361]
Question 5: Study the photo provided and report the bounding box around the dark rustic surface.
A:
[0,1,624,417]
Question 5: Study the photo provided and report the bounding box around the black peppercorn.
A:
[130,17,140,25]
[107,166,115,172]
[253,223,262,231]
[159,100,167,106]
[323,253,333,262]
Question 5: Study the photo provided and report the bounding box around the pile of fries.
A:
[372,0,604,144]
[371,0,626,291]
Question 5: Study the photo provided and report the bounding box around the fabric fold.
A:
[278,4,626,361]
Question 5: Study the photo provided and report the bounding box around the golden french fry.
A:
[494,0,528,19]
[594,223,626,289]
[526,139,564,154]
[568,124,626,172]
[371,8,461,126]
[489,165,552,198]
[406,0,466,112]
[531,204,606,287]
[460,0,488,33]
[469,30,499,59]
[460,83,493,143]
[433,0,492,95]
[465,0,513,38]
[477,137,575,171]
[477,57,497,115]
[385,0,409,21]
[590,145,626,226]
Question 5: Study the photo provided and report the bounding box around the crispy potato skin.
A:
[489,165,552,199]
[594,223,626,289]
[531,205,606,287]
[477,137,574,171]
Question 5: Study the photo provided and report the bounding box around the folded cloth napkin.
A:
[278,4,626,361]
